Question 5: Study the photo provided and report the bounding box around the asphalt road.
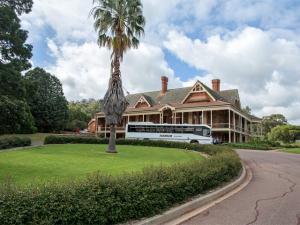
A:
[182,150,300,225]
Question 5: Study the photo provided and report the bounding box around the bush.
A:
[65,119,87,131]
[44,135,225,155]
[0,136,31,150]
[224,138,281,150]
[268,125,300,144]
[1,136,241,225]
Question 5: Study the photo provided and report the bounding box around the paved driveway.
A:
[182,150,300,225]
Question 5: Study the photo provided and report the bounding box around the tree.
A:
[91,0,145,153]
[1,0,33,15]
[242,106,251,114]
[66,99,102,132]
[0,95,36,134]
[0,5,32,71]
[0,63,36,134]
[0,63,26,99]
[0,0,35,134]
[268,125,300,143]
[262,114,288,135]
[24,68,69,132]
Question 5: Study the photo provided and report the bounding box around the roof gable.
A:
[133,95,152,108]
[181,81,216,104]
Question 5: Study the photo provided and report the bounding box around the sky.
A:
[20,0,300,124]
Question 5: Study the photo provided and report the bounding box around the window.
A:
[194,127,203,136]
[203,127,211,137]
[193,84,203,92]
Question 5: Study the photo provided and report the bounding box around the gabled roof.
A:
[127,81,241,107]
[126,87,192,107]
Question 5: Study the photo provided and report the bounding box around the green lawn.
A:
[0,144,203,186]
[282,148,300,154]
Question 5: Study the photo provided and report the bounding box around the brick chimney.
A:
[161,76,168,95]
[212,79,220,92]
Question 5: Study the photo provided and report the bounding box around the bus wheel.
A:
[190,140,199,144]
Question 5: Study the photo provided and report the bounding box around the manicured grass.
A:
[0,144,203,186]
[282,148,300,154]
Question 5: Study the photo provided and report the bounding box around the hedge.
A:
[44,135,221,155]
[224,143,273,150]
[0,136,242,225]
[223,139,282,150]
[0,136,31,150]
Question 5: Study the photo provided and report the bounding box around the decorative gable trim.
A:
[181,81,216,104]
[134,95,151,108]
[159,104,175,112]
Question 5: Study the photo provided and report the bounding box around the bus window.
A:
[194,127,203,136]
[203,127,211,137]
[184,127,194,134]
[128,125,136,132]
[174,126,183,133]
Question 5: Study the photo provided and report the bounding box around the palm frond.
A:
[91,0,145,56]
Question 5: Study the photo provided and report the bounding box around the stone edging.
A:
[134,163,250,225]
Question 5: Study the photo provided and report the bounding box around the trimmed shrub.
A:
[1,136,242,225]
[224,139,281,150]
[0,136,31,150]
[44,135,223,155]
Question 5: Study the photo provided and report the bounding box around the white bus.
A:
[125,122,212,144]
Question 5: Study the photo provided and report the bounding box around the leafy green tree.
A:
[268,125,300,143]
[1,0,33,15]
[0,63,26,99]
[0,63,36,134]
[91,0,145,153]
[24,68,69,132]
[0,0,35,134]
[68,99,102,120]
[65,119,88,131]
[0,5,32,71]
[262,114,288,135]
[242,106,251,114]
[0,95,36,134]
[66,99,102,131]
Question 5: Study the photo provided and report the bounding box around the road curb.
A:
[135,163,251,225]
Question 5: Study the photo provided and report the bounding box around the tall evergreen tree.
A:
[24,68,69,132]
[0,1,35,134]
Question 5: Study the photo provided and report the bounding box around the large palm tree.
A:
[91,0,145,153]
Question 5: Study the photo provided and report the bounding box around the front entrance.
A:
[162,108,173,124]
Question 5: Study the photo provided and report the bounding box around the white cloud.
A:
[164,27,300,124]
[20,0,300,124]
[21,0,95,42]
[47,40,181,101]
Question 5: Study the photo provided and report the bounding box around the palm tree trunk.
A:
[107,124,117,153]
[103,52,128,153]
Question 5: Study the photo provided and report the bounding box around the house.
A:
[87,118,96,134]
[95,76,262,143]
